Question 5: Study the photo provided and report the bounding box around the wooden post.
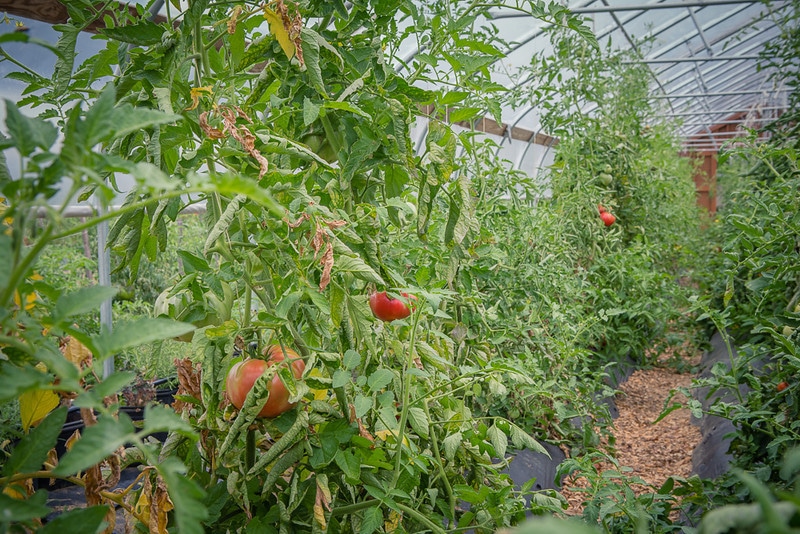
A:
[691,152,718,215]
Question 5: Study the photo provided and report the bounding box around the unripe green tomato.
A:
[782,325,794,337]
[603,164,613,174]
[598,173,614,186]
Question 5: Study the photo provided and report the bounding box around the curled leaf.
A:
[185,86,213,111]
[319,242,333,291]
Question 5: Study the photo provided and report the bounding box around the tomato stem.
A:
[246,427,256,470]
[390,302,422,490]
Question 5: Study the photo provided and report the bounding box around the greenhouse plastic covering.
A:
[0,0,792,164]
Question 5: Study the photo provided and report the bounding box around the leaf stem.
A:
[390,306,422,489]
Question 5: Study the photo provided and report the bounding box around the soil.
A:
[560,350,702,514]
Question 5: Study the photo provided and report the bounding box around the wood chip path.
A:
[560,358,701,513]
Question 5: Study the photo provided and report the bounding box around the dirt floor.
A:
[560,351,702,514]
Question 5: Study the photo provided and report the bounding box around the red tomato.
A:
[777,381,789,392]
[226,345,305,418]
[369,291,416,322]
[600,212,616,227]
[598,204,607,214]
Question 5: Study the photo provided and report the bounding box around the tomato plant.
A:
[226,345,305,418]
[369,291,415,322]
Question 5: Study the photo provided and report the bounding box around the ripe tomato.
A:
[600,212,616,227]
[598,204,607,214]
[226,345,305,418]
[777,381,789,392]
[369,291,416,322]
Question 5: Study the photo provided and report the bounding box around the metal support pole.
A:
[96,203,114,378]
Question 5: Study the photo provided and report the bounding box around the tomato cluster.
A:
[598,204,616,227]
[225,344,305,418]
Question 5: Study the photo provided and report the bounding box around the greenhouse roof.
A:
[0,0,792,157]
[450,0,792,155]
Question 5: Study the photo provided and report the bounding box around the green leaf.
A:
[303,97,321,126]
[343,350,361,371]
[341,136,381,185]
[3,407,67,477]
[92,318,195,361]
[335,255,385,285]
[300,28,326,96]
[334,449,361,483]
[448,107,482,123]
[177,250,211,273]
[49,286,119,326]
[440,91,468,105]
[0,234,10,290]
[100,19,164,46]
[697,501,797,534]
[90,372,136,400]
[39,505,112,534]
[332,369,351,389]
[359,506,383,534]
[0,32,62,57]
[275,290,302,319]
[0,490,50,523]
[407,407,429,439]
[53,414,136,476]
[202,174,284,219]
[322,101,371,119]
[0,364,55,404]
[83,83,117,146]
[110,105,182,140]
[745,277,770,293]
[487,423,507,458]
[509,424,550,457]
[353,394,372,418]
[4,100,58,156]
[158,457,208,534]
[443,431,462,460]
[367,369,394,392]
[52,24,78,96]
[143,404,196,438]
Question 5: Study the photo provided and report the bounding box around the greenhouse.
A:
[0,0,797,532]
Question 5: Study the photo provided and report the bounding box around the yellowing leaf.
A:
[3,484,27,500]
[314,475,331,529]
[185,85,214,111]
[385,509,402,532]
[60,336,93,370]
[375,429,409,446]
[264,7,295,61]
[13,290,37,311]
[308,369,330,400]
[19,388,59,432]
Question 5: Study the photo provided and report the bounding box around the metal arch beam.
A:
[572,0,782,14]
[597,0,679,115]
[656,32,778,96]
[625,54,762,63]
[488,0,781,19]
[658,105,784,116]
[645,2,770,65]
[688,6,715,57]
[652,89,790,98]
